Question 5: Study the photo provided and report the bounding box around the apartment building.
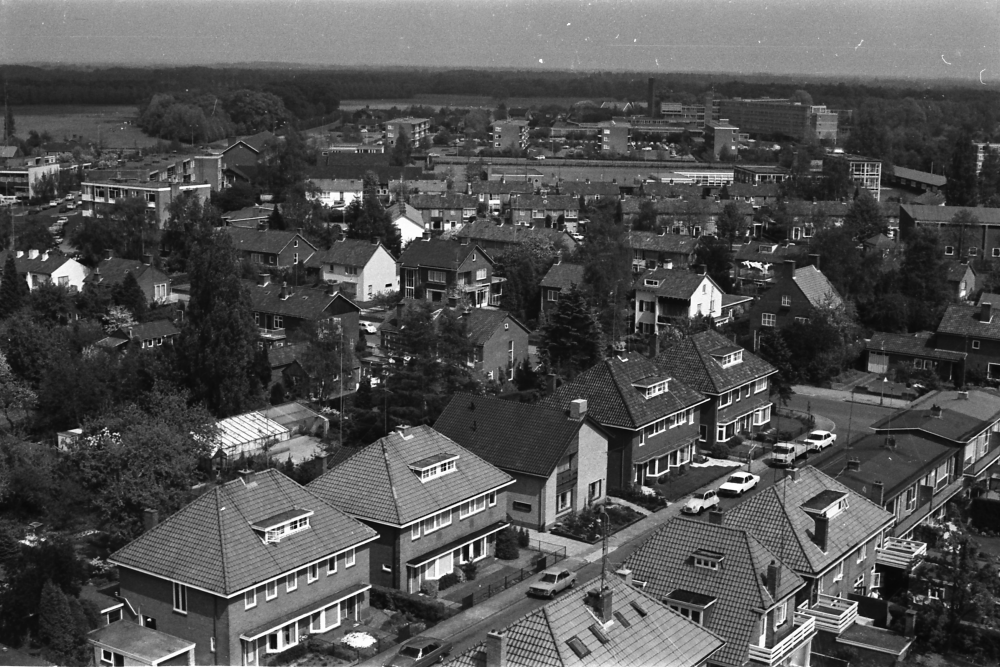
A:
[717,98,838,143]
[704,119,738,160]
[490,120,529,150]
[828,154,882,201]
[385,117,431,147]
[598,120,631,154]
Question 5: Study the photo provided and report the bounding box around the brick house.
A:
[397,236,500,309]
[944,262,977,302]
[655,329,776,448]
[749,261,843,338]
[507,194,580,229]
[408,193,479,232]
[244,276,359,351]
[935,302,1000,381]
[632,267,724,335]
[222,131,276,171]
[467,180,533,216]
[84,253,172,303]
[626,230,697,272]
[623,518,814,667]
[462,308,530,384]
[306,237,399,301]
[864,331,965,384]
[539,260,585,317]
[454,220,578,256]
[308,425,514,594]
[98,320,182,351]
[900,204,1000,259]
[435,394,609,532]
[224,227,317,269]
[543,353,708,491]
[97,469,378,667]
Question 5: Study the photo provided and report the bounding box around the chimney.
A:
[465,181,472,195]
[41,251,49,262]
[982,302,992,323]
[658,227,666,237]
[904,609,917,638]
[396,300,406,324]
[238,469,256,486]
[142,509,159,533]
[784,467,799,481]
[589,587,614,623]
[766,560,782,598]
[615,568,633,586]
[27,249,38,260]
[104,249,113,261]
[372,236,380,246]
[555,251,562,265]
[782,259,796,282]
[697,264,707,276]
[847,458,860,471]
[485,631,507,667]
[422,231,431,241]
[809,253,820,270]
[258,273,270,287]
[460,237,470,245]
[326,283,338,296]
[569,398,588,420]
[708,509,725,525]
[337,230,346,242]
[930,404,943,419]
[15,250,22,258]
[664,259,673,270]
[886,435,897,449]
[873,479,884,505]
[280,282,289,300]
[546,373,558,394]
[813,514,829,552]
[142,253,152,266]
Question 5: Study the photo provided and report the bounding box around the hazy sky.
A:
[2,0,999,83]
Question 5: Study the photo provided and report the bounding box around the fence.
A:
[460,540,567,609]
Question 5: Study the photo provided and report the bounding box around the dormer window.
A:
[710,345,744,368]
[633,374,671,398]
[801,490,849,519]
[409,453,459,482]
[666,589,716,626]
[252,509,314,543]
[692,549,724,571]
[644,279,661,287]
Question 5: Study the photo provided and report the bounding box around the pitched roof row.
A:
[655,329,776,395]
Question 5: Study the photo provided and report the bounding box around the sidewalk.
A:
[792,384,911,409]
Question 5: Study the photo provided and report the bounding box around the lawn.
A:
[13,105,159,148]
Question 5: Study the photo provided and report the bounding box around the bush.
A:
[369,585,455,623]
[266,641,308,665]
[461,561,478,581]
[495,527,520,560]
[518,526,530,547]
[438,572,461,590]
[709,441,731,459]
[420,580,439,598]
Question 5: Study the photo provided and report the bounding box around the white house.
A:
[308,237,398,300]
[307,179,364,210]
[633,267,724,334]
[390,202,427,245]
[0,249,89,292]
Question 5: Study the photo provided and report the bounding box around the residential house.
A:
[308,425,514,593]
[622,518,814,667]
[640,182,706,201]
[397,236,500,309]
[307,179,364,209]
[98,320,181,351]
[391,202,428,244]
[1,154,61,200]
[83,253,171,303]
[627,230,698,272]
[720,294,754,323]
[222,205,275,229]
[98,469,378,667]
[935,302,1000,380]
[508,194,579,229]
[632,267,724,335]
[222,131,276,171]
[778,201,851,241]
[245,276,360,351]
[540,260,586,316]
[468,181,533,216]
[0,248,88,292]
[446,574,725,667]
[408,193,479,232]
[865,332,965,384]
[455,219,577,256]
[749,261,843,338]
[435,394,608,532]
[560,180,622,204]
[944,262,976,302]
[224,227,317,269]
[267,343,311,390]
[655,329,776,448]
[622,199,747,237]
[307,237,398,301]
[462,308,530,384]
[899,204,1000,258]
[724,182,781,209]
[544,353,708,490]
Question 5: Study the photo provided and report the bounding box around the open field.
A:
[340,95,616,111]
[13,105,159,149]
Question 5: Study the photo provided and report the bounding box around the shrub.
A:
[420,580,439,598]
[709,441,730,460]
[438,572,461,590]
[495,527,520,560]
[369,585,454,623]
[517,527,530,548]
[266,641,308,665]
[461,561,478,581]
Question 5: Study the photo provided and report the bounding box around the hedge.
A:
[369,585,456,624]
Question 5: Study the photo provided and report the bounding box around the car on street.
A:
[718,471,760,497]
[804,430,837,452]
[528,567,577,598]
[360,321,379,334]
[387,637,453,667]
[682,489,720,515]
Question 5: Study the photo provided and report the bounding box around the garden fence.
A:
[460,540,567,610]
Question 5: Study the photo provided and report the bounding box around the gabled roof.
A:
[0,249,74,276]
[221,205,275,225]
[244,280,359,321]
[469,181,534,196]
[435,394,596,478]
[937,304,1000,340]
[640,182,706,199]
[308,238,385,269]
[978,292,1000,306]
[540,262,585,291]
[447,574,725,667]
[622,519,803,667]
[456,220,574,249]
[542,353,707,429]
[83,257,168,287]
[865,332,964,362]
[626,231,697,255]
[463,308,529,346]
[225,131,276,154]
[309,178,364,192]
[559,181,621,197]
[223,227,316,256]
[110,469,376,596]
[655,329,775,395]
[863,233,898,250]
[725,467,894,575]
[891,166,946,188]
[633,268,715,300]
[725,182,780,198]
[398,237,492,271]
[112,319,180,341]
[409,193,479,210]
[268,342,308,368]
[734,242,807,264]
[901,204,1000,225]
[793,265,843,309]
[508,194,580,210]
[781,201,850,218]
[945,261,975,283]
[392,202,424,223]
[307,425,513,526]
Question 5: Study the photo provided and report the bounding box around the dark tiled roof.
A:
[633,267,714,299]
[244,280,358,321]
[310,238,384,268]
[234,131,276,153]
[781,201,850,217]
[508,194,580,210]
[398,237,491,270]
[0,250,73,276]
[640,183,706,199]
[83,258,168,287]
[469,181,533,196]
[409,193,479,210]
[435,394,588,477]
[655,329,775,395]
[902,204,1000,225]
[891,166,946,188]
[560,181,621,197]
[622,519,803,667]
[447,574,725,667]
[307,425,513,526]
[863,233,898,250]
[937,304,1000,341]
[268,342,308,368]
[725,182,780,198]
[626,231,697,255]
[865,332,965,362]
[456,220,574,249]
[725,467,894,575]
[794,265,843,309]
[542,354,707,429]
[734,242,807,264]
[945,261,975,283]
[978,292,1000,306]
[110,469,377,595]
[223,227,316,256]
[540,262,585,290]
[114,320,180,341]
[463,308,528,346]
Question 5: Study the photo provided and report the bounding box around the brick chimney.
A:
[766,560,782,598]
[873,479,884,505]
[708,509,725,525]
[238,469,256,486]
[422,231,431,241]
[104,249,113,260]
[280,282,289,300]
[588,587,614,623]
[142,508,159,533]
[782,259,796,282]
[569,398,588,420]
[813,514,830,552]
[27,249,38,260]
[930,404,943,419]
[982,302,993,323]
[258,273,270,287]
[485,631,507,667]
[784,467,799,481]
[615,568,633,586]
[372,236,380,246]
[809,253,821,270]
[142,253,152,265]
[904,609,917,637]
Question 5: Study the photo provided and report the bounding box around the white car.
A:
[718,472,760,497]
[804,430,837,452]
[682,489,720,515]
[360,322,379,335]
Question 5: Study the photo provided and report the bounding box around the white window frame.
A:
[755,377,767,393]
[781,294,791,307]
[488,491,497,507]
[427,270,447,283]
[245,587,257,610]
[346,548,356,568]
[557,489,572,513]
[328,555,337,575]
[945,245,955,256]
[286,571,298,593]
[833,561,844,582]
[308,563,319,583]
[589,480,602,501]
[774,601,787,629]
[854,572,865,590]
[857,543,867,564]
[761,312,775,327]
[411,524,421,541]
[172,582,187,614]
[476,268,487,280]
[973,340,981,350]
[265,579,277,600]
[460,493,488,519]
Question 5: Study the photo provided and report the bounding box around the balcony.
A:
[893,476,965,537]
[747,615,815,667]
[259,327,286,341]
[876,537,927,570]
[794,595,858,635]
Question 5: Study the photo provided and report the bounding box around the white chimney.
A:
[27,249,39,260]
[570,398,588,420]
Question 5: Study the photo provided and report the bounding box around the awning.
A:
[406,521,508,568]
[239,582,370,641]
[633,436,697,466]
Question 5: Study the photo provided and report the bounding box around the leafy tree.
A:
[756,328,794,405]
[255,128,312,203]
[161,191,220,273]
[345,171,400,255]
[978,147,1000,204]
[211,181,257,212]
[632,200,658,232]
[945,129,979,206]
[224,89,291,134]
[783,299,861,385]
[179,232,263,417]
[0,351,35,432]
[540,285,602,379]
[513,358,538,391]
[28,282,74,325]
[0,253,25,319]
[390,132,413,166]
[843,189,887,241]
[494,238,556,325]
[38,580,78,658]
[900,227,950,331]
[716,201,745,249]
[69,215,126,267]
[113,271,148,321]
[267,205,286,230]
[845,103,891,160]
[577,203,632,342]
[298,319,353,401]
[0,313,63,388]
[693,237,733,293]
[3,102,13,139]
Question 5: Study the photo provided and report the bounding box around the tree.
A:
[693,237,733,293]
[267,205,286,230]
[789,89,813,106]
[0,254,25,319]
[69,215,126,267]
[493,238,556,325]
[179,232,264,417]
[716,201,746,250]
[978,147,1000,204]
[38,580,78,658]
[900,227,951,331]
[942,209,980,260]
[161,191,220,273]
[390,132,413,166]
[945,130,979,206]
[113,271,148,321]
[0,351,35,432]
[298,319,353,402]
[540,285,602,379]
[843,190,887,241]
[3,101,13,139]
[632,200,658,232]
[345,171,401,255]
[211,181,257,213]
[756,328,794,405]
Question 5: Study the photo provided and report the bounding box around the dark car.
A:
[387,637,453,667]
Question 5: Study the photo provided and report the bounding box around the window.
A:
[774,601,787,628]
[970,247,978,256]
[266,579,277,600]
[780,295,791,307]
[857,543,867,564]
[945,245,955,256]
[513,501,532,512]
[928,586,943,600]
[427,270,446,283]
[327,556,337,575]
[245,588,257,609]
[761,313,776,327]
[411,524,421,541]
[794,316,809,324]
[461,494,488,518]
[293,240,298,248]
[589,480,602,501]
[670,605,703,625]
[172,582,187,614]
[476,268,487,280]
[488,491,497,507]
[973,340,981,350]
[547,289,559,302]
[211,637,216,653]
[308,563,319,583]
[557,490,572,512]
[638,299,655,313]
[274,315,283,329]
[719,390,733,408]
[345,265,358,276]
[421,508,453,535]
[854,573,865,591]
[993,248,1000,258]
[755,377,768,393]
[833,561,844,582]
[346,548,356,568]
[286,572,298,593]
[693,556,719,571]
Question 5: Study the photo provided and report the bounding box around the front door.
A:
[340,596,356,624]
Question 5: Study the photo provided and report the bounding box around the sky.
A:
[2,0,999,83]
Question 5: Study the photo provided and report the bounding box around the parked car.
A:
[772,441,809,468]
[682,489,720,515]
[360,321,379,334]
[804,430,837,452]
[387,637,453,667]
[528,567,577,598]
[718,471,760,497]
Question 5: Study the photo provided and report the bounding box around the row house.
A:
[723,182,781,208]
[94,469,378,667]
[627,230,697,272]
[435,394,609,532]
[544,353,708,491]
[749,261,844,339]
[623,199,748,237]
[898,204,1000,259]
[732,242,808,289]
[245,276,360,351]
[224,227,317,269]
[306,178,364,209]
[656,329,776,448]
[883,166,946,195]
[84,252,171,303]
[0,248,88,292]
[409,193,479,232]
[864,331,965,385]
[306,237,398,301]
[461,308,530,384]
[559,180,622,204]
[623,518,814,667]
[778,201,850,241]
[397,236,501,309]
[935,301,1000,381]
[632,267,724,335]
[639,182,707,200]
[467,180,533,216]
[448,574,725,667]
[455,219,578,256]
[539,260,585,316]
[508,194,579,228]
[308,425,513,593]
